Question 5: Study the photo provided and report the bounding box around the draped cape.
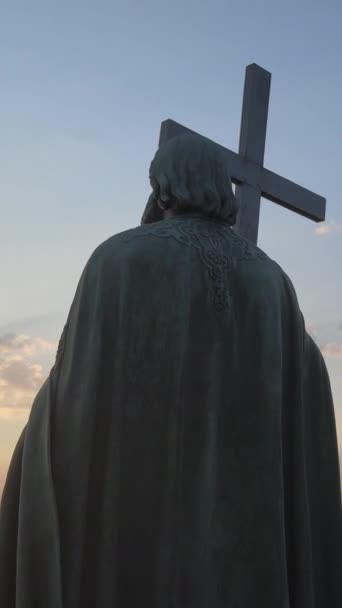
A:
[1,215,341,607]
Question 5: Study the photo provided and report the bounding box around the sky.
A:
[0,0,341,497]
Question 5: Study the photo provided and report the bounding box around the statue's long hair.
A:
[141,133,238,225]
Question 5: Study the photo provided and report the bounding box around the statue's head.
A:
[141,133,238,225]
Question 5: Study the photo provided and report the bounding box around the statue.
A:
[0,134,341,607]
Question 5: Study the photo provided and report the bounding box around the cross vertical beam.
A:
[234,64,271,243]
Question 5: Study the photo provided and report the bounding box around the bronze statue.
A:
[1,134,341,608]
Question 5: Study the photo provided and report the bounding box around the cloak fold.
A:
[1,215,341,607]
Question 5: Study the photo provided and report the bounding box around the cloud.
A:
[0,312,65,336]
[315,220,342,236]
[305,321,342,359]
[306,322,318,337]
[320,343,342,359]
[0,333,57,419]
[0,333,56,356]
[0,359,44,392]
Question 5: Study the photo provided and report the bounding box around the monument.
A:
[0,67,341,608]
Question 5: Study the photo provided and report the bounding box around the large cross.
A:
[158,63,326,244]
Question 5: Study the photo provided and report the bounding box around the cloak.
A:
[1,214,341,608]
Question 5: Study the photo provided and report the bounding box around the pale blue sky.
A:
[0,0,341,479]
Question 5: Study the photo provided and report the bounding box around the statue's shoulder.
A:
[87,223,170,269]
[86,219,287,281]
[91,225,143,256]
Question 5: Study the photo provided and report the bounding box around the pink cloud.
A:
[0,333,56,356]
[320,343,342,359]
[0,332,56,418]
[306,322,318,337]
[315,221,342,236]
[1,359,44,391]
